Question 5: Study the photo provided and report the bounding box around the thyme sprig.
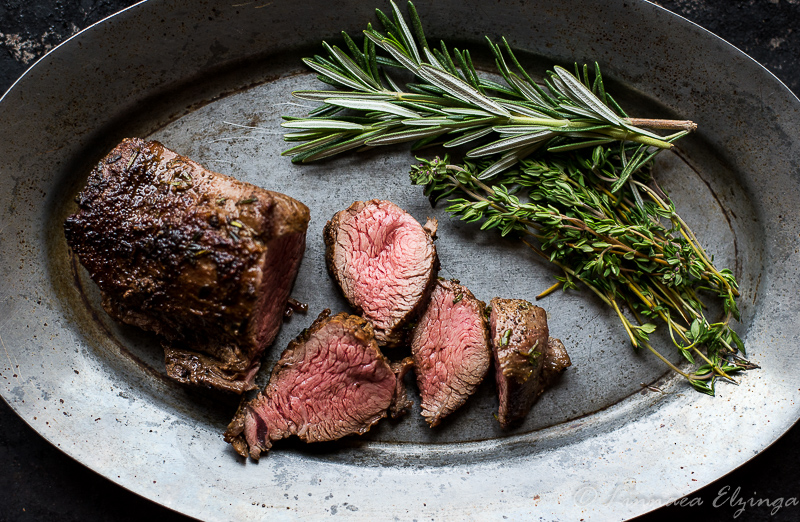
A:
[409,151,751,394]
[282,0,696,179]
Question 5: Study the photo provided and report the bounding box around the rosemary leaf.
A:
[281,119,367,131]
[326,98,420,118]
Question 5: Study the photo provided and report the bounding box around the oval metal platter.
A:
[1,0,799,519]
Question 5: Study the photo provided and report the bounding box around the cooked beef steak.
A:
[63,138,309,393]
[490,298,548,429]
[224,310,396,459]
[489,298,570,428]
[542,337,571,386]
[389,357,415,419]
[324,200,438,347]
[411,279,491,427]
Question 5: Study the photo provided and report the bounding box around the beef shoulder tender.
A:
[224,310,396,459]
[411,279,491,427]
[324,200,438,347]
[63,138,309,393]
[489,298,571,429]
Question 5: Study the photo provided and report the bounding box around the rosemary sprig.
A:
[282,0,696,179]
[409,151,751,395]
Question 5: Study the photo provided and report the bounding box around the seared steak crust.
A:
[224,310,396,459]
[324,200,438,348]
[490,298,548,429]
[64,138,309,393]
[542,337,571,386]
[489,298,571,428]
[411,280,491,427]
[389,357,415,419]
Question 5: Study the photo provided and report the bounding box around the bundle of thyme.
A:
[411,153,753,394]
[280,1,753,393]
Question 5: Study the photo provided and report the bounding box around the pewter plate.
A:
[1,0,799,520]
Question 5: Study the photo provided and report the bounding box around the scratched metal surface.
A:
[0,0,798,520]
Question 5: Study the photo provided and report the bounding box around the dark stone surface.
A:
[1,1,798,520]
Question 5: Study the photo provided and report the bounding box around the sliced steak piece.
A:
[489,298,571,429]
[63,138,309,393]
[389,357,415,419]
[324,200,438,348]
[490,298,548,429]
[411,279,491,427]
[542,337,571,386]
[224,310,395,459]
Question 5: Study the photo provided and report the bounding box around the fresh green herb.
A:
[281,1,695,179]
[522,339,541,365]
[126,150,139,170]
[500,328,512,347]
[230,220,244,228]
[169,179,193,191]
[453,292,463,304]
[524,345,542,366]
[186,242,211,260]
[237,197,258,205]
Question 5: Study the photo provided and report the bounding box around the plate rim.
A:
[2,0,800,519]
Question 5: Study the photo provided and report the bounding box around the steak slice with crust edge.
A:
[389,357,415,419]
[224,310,396,459]
[324,200,439,348]
[63,138,309,393]
[411,279,491,427]
[490,298,571,429]
[541,337,571,388]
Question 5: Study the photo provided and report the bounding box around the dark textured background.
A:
[1,1,798,520]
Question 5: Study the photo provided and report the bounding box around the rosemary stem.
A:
[602,129,674,149]
[507,116,570,127]
[624,118,698,132]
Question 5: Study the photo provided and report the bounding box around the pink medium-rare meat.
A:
[224,310,396,459]
[63,138,309,393]
[324,200,438,347]
[489,298,571,428]
[411,279,491,427]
